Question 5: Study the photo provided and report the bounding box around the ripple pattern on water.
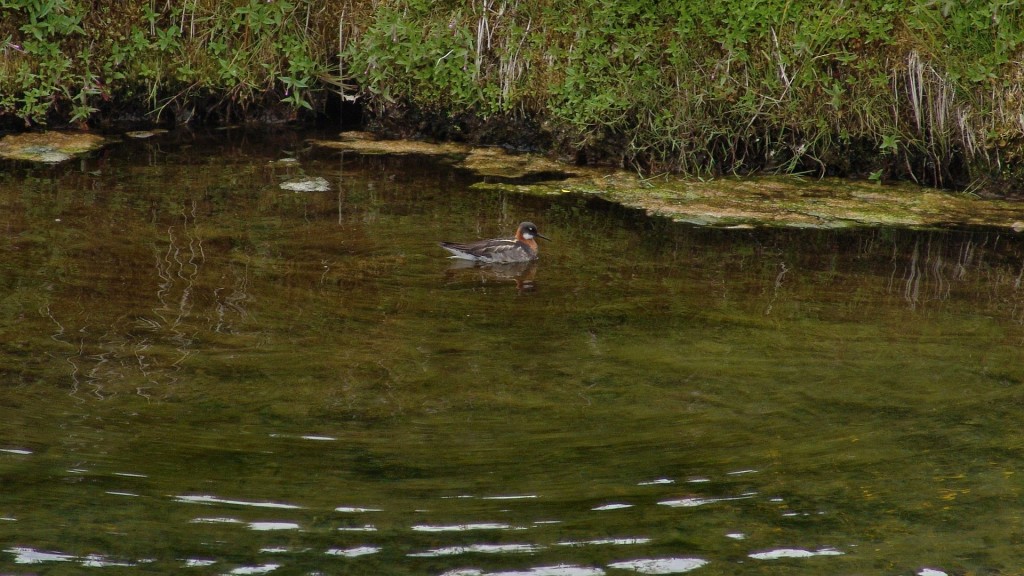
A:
[606,558,709,574]
[326,546,381,557]
[174,494,302,509]
[439,565,605,576]
[411,522,515,532]
[748,547,844,559]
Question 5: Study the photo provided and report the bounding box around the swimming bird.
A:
[439,221,550,263]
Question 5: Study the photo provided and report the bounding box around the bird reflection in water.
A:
[444,259,539,293]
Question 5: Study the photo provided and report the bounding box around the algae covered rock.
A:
[314,133,1024,230]
[281,176,331,192]
[0,132,110,163]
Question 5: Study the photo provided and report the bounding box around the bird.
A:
[439,221,550,263]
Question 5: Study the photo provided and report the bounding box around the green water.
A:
[2,130,1024,575]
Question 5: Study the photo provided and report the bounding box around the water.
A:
[1,129,1024,575]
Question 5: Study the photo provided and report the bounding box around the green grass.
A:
[2,0,1024,191]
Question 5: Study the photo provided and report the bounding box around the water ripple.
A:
[337,524,377,532]
[6,547,139,568]
[190,517,243,524]
[228,563,280,574]
[657,494,755,507]
[607,558,708,574]
[408,543,542,557]
[174,494,302,509]
[440,565,603,576]
[748,547,843,559]
[7,547,75,564]
[637,478,675,486]
[327,546,381,557]
[556,538,651,547]
[411,522,514,532]
[591,503,633,511]
[248,522,300,531]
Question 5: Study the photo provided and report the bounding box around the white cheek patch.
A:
[522,232,534,239]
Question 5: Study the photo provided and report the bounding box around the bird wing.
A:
[439,238,535,262]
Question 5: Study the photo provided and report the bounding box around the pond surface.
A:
[2,129,1024,576]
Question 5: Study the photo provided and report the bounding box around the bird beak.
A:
[536,232,550,241]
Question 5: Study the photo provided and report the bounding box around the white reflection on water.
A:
[408,543,542,557]
[441,566,604,576]
[0,448,33,455]
[248,522,300,531]
[8,547,76,564]
[326,546,381,557]
[190,517,242,524]
[748,547,843,559]
[637,478,675,485]
[7,547,138,567]
[335,505,382,512]
[412,522,513,532]
[81,554,138,568]
[607,557,708,574]
[556,538,651,547]
[228,563,280,574]
[658,493,755,507]
[174,494,302,509]
[591,503,633,511]
[337,524,377,531]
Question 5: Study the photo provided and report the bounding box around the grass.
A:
[2,1,1024,191]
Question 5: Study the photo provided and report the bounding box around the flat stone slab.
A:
[478,171,1024,230]
[312,133,1024,230]
[312,131,471,156]
[0,131,110,163]
[311,132,570,179]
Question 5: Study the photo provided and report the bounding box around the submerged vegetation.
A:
[2,1,1024,191]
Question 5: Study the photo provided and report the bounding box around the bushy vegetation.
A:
[2,0,1024,190]
[0,0,350,124]
[342,0,1024,188]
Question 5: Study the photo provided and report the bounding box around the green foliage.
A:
[0,0,338,125]
[343,0,480,114]
[0,0,87,124]
[2,0,1024,189]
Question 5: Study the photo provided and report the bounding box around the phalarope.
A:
[440,221,550,263]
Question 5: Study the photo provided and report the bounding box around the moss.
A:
[0,131,109,163]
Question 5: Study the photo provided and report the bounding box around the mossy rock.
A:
[310,131,471,156]
[311,133,573,179]
[0,132,110,163]
[318,134,1024,230]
